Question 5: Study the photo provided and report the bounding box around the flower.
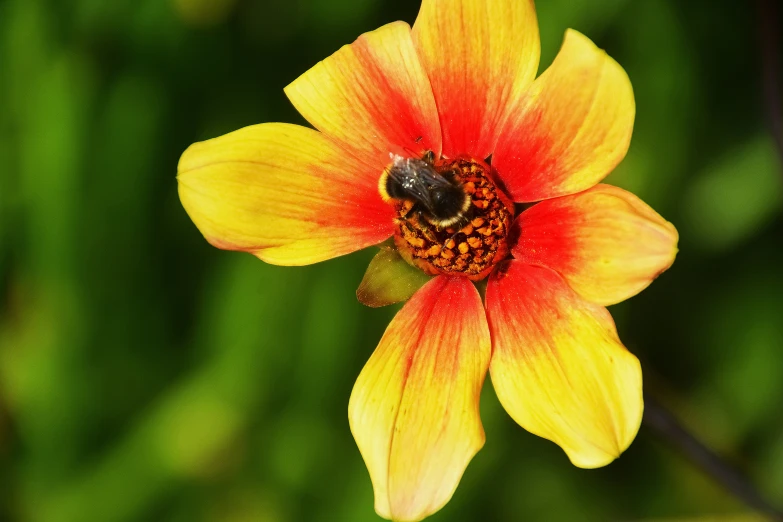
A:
[176,0,679,520]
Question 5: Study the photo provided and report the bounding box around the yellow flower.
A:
[177,1,679,520]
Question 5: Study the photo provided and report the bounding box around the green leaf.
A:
[356,248,432,308]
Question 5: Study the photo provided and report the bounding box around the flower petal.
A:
[356,248,433,308]
[178,123,394,265]
[486,261,643,468]
[412,0,540,159]
[493,30,635,202]
[349,276,490,521]
[285,21,441,171]
[513,184,678,306]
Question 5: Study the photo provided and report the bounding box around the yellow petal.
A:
[486,261,643,468]
[349,276,490,521]
[178,123,394,265]
[513,184,678,306]
[412,0,540,159]
[285,21,441,171]
[494,30,635,202]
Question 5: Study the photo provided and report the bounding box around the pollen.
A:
[391,156,514,281]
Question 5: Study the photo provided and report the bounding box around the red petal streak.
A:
[285,21,441,173]
[349,276,490,521]
[412,0,540,159]
[512,184,678,305]
[178,123,394,265]
[493,30,635,202]
[486,261,643,468]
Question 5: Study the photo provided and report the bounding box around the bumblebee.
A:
[379,152,471,228]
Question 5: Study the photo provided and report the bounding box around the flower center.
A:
[385,154,514,281]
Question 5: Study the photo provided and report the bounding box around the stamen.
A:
[391,156,514,281]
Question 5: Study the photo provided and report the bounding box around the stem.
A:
[756,0,783,163]
[643,395,783,521]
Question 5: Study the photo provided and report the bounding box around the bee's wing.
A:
[387,167,437,207]
[412,164,458,196]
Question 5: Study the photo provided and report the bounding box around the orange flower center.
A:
[386,155,514,281]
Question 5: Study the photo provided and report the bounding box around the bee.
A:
[379,152,471,228]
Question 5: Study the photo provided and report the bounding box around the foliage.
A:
[0,0,781,520]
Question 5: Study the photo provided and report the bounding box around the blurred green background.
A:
[1,0,782,521]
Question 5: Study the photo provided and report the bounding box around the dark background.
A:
[1,0,782,520]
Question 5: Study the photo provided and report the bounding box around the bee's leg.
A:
[407,206,439,242]
[414,209,439,243]
[397,199,417,220]
[421,150,436,164]
[440,213,472,250]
